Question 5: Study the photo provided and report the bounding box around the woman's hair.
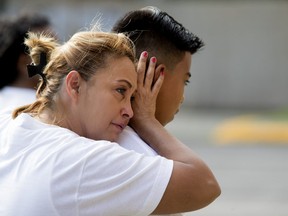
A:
[12,29,136,118]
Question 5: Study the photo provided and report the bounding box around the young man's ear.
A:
[153,64,166,85]
[65,70,81,100]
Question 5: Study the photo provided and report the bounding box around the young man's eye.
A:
[185,80,190,86]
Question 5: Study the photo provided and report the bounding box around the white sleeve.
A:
[118,126,158,156]
[76,141,173,216]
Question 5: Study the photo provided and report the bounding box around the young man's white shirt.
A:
[118,126,158,156]
[0,112,173,216]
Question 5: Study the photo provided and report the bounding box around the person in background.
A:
[0,12,54,111]
[0,24,220,215]
[112,6,220,215]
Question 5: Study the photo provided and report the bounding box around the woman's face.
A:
[76,56,137,142]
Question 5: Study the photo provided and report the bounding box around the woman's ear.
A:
[153,64,166,85]
[65,70,81,101]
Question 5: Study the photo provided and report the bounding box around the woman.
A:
[0,29,220,216]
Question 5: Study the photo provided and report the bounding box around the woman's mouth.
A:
[111,122,126,132]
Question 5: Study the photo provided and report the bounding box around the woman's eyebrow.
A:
[117,79,132,88]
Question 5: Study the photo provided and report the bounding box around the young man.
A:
[113,6,219,215]
[112,6,204,155]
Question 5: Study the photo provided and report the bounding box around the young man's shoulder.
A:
[117,126,158,156]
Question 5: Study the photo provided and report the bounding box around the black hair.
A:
[0,12,50,89]
[112,6,204,68]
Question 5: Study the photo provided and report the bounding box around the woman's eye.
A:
[117,88,126,95]
[185,80,190,86]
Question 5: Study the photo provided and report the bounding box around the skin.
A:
[155,52,192,126]
[43,56,137,142]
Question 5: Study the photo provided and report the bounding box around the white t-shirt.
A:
[0,112,173,216]
[117,126,183,216]
[118,126,158,156]
[0,86,36,112]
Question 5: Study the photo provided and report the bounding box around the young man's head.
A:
[112,6,204,126]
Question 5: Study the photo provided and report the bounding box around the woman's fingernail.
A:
[160,68,165,76]
[151,57,157,63]
[143,51,148,57]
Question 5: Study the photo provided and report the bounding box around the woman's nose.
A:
[122,102,134,119]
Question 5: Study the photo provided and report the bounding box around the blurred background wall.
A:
[1,0,288,110]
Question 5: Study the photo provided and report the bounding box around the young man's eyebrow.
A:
[187,72,191,77]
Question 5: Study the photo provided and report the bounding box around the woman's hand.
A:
[130,51,164,128]
[129,52,221,214]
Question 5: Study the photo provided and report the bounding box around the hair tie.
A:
[27,52,47,81]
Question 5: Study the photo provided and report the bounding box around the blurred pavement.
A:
[165,107,288,216]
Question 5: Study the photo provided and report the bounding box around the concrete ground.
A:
[165,107,288,216]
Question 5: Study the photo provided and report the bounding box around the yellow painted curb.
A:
[214,115,288,144]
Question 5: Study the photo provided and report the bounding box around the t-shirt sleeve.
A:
[77,141,173,216]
